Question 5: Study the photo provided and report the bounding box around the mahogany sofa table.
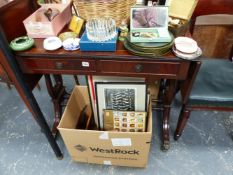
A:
[14,39,200,152]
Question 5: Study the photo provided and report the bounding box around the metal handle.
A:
[135,64,143,73]
[55,62,63,69]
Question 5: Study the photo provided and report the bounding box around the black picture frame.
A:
[95,82,147,129]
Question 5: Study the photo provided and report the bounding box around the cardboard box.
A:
[23,3,72,38]
[79,32,117,52]
[168,0,197,36]
[58,86,152,168]
[169,0,198,21]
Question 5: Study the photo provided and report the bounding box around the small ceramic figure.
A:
[118,20,129,41]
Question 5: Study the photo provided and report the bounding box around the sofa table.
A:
[14,39,201,152]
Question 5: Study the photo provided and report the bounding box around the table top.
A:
[15,38,187,62]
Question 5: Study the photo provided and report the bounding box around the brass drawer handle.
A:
[135,64,143,73]
[55,62,63,69]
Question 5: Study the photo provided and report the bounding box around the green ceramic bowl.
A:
[10,36,34,51]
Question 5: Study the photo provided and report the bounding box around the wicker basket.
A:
[73,0,136,26]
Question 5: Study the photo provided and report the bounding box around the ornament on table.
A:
[118,20,129,41]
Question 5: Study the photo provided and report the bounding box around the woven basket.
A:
[73,0,136,26]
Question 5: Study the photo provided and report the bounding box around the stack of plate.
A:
[172,37,202,60]
[123,33,174,57]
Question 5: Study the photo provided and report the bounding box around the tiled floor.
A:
[0,76,232,175]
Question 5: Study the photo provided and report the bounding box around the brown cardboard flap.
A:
[169,0,198,20]
[58,86,90,129]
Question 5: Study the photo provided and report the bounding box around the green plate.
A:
[129,39,173,49]
[123,39,171,57]
[124,33,174,55]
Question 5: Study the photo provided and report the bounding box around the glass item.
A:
[86,18,117,42]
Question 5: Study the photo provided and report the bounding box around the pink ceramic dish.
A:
[174,37,198,54]
[172,45,202,60]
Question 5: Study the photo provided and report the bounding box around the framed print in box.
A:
[130,6,172,42]
[87,75,145,128]
[95,82,147,129]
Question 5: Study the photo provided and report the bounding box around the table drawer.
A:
[98,60,190,79]
[18,58,96,74]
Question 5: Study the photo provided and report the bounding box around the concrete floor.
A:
[0,76,232,175]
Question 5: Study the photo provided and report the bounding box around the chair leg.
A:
[174,104,191,140]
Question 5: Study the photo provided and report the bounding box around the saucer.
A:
[174,37,198,54]
[62,38,80,51]
[172,45,202,60]
[43,37,62,51]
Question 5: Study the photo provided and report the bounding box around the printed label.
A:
[82,62,89,67]
[103,160,112,165]
[99,132,109,140]
[111,138,132,146]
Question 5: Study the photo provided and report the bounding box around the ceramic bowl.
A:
[43,37,62,51]
[10,36,34,51]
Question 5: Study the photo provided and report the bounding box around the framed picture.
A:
[130,6,168,30]
[130,6,171,42]
[87,76,145,128]
[95,82,147,129]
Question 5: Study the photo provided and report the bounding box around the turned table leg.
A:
[161,79,176,151]
[44,74,66,135]
[162,106,170,150]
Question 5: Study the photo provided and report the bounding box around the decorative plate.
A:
[62,38,80,51]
